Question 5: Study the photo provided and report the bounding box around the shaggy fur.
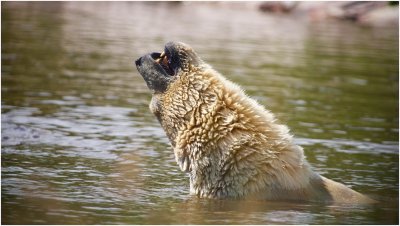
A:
[135,42,376,204]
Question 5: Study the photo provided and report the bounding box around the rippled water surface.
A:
[2,2,399,224]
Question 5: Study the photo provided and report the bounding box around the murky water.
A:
[2,2,398,224]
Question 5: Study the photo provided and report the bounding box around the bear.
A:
[135,41,376,204]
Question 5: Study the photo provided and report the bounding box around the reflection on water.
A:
[2,2,398,224]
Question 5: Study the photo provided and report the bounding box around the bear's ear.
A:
[174,146,191,172]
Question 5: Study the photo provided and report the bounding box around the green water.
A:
[2,2,398,224]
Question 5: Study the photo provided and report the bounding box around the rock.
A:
[262,1,399,27]
[358,6,399,27]
[259,1,299,13]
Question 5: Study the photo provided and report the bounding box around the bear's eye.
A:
[156,51,174,76]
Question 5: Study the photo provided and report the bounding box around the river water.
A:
[2,2,398,224]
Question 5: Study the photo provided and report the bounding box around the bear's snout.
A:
[135,57,142,67]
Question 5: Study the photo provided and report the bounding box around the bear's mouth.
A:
[151,50,175,76]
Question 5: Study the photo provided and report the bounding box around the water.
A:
[1,2,398,224]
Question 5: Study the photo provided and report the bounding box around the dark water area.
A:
[1,2,398,224]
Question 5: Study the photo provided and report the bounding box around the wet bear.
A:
[135,41,375,204]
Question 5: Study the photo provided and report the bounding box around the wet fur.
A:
[138,42,376,204]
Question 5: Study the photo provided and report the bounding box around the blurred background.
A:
[2,1,399,224]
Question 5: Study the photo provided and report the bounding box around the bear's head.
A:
[135,41,202,94]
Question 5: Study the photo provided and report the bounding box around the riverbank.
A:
[183,1,399,27]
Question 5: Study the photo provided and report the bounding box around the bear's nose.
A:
[135,57,142,67]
